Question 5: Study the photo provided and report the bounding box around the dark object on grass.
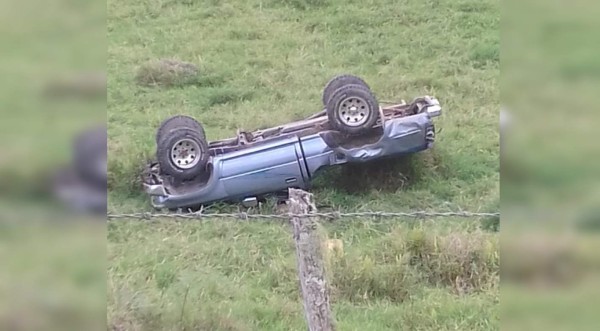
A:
[74,125,107,187]
[53,125,108,215]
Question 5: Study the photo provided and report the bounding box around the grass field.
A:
[108,0,499,329]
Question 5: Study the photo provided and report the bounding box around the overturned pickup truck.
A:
[143,75,442,209]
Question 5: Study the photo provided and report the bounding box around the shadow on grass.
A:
[313,150,445,195]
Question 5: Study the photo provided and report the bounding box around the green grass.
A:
[108,0,499,329]
[108,220,498,330]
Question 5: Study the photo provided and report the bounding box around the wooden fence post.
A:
[288,188,336,331]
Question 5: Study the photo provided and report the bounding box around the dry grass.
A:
[108,220,499,330]
[404,229,499,293]
[324,225,498,302]
[135,59,200,87]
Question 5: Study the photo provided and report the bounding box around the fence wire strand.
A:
[107,210,499,222]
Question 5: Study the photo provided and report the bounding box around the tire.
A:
[157,127,210,181]
[326,84,379,135]
[74,125,107,187]
[156,115,205,144]
[322,74,370,106]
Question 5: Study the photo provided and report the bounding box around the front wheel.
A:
[157,127,210,181]
[326,84,379,135]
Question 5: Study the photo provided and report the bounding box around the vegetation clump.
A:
[135,59,200,87]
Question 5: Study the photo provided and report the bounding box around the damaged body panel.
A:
[143,96,442,209]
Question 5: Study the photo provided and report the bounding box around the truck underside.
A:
[143,96,440,209]
[208,98,431,155]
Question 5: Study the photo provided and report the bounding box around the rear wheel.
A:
[326,84,379,135]
[157,127,209,180]
[156,115,205,144]
[322,74,370,106]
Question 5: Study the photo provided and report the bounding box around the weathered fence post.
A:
[288,188,336,331]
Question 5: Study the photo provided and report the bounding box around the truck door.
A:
[219,136,308,197]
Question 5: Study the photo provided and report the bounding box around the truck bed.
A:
[207,99,428,155]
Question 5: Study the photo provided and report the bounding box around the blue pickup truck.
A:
[143,75,442,209]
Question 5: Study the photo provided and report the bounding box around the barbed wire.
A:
[107,210,499,222]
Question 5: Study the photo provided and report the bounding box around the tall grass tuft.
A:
[323,225,499,301]
[404,229,499,294]
[329,253,418,302]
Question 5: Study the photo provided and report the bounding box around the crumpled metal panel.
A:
[325,112,432,163]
